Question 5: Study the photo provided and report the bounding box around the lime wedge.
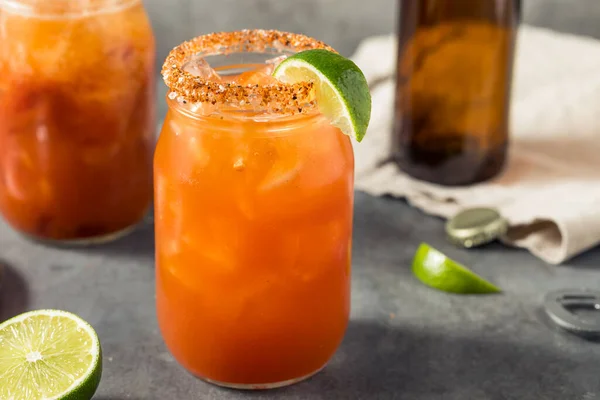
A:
[0,309,102,400]
[273,49,371,142]
[412,243,501,294]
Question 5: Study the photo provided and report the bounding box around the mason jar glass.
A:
[0,0,155,243]
[155,30,354,389]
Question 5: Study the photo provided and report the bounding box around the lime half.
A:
[412,243,501,294]
[0,309,102,400]
[273,49,371,142]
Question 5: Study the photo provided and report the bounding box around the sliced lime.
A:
[412,243,501,294]
[273,49,371,142]
[0,309,102,400]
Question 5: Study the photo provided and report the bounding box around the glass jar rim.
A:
[162,30,336,116]
[167,96,330,136]
[0,0,140,18]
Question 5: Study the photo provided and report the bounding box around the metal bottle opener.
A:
[544,289,600,338]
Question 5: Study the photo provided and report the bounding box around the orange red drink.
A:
[0,0,155,242]
[155,31,355,388]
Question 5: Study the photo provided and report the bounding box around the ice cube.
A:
[183,218,239,273]
[159,197,184,257]
[265,54,288,67]
[231,56,288,87]
[185,135,210,170]
[234,66,279,86]
[257,55,288,78]
[257,161,303,192]
[257,141,302,192]
[182,54,222,81]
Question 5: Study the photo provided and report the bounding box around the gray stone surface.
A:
[1,192,600,400]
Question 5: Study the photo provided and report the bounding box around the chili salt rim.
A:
[162,29,336,114]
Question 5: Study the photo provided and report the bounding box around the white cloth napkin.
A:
[350,26,600,265]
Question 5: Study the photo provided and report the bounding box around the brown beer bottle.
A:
[393,0,521,186]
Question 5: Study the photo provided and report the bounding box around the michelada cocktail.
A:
[155,30,371,389]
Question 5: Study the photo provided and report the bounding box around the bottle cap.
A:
[445,207,508,248]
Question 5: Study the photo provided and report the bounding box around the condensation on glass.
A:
[393,0,521,186]
[0,0,156,243]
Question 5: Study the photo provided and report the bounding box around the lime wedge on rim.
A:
[412,243,501,294]
[0,309,102,400]
[273,49,371,142]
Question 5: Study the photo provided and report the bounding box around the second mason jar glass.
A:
[0,0,155,243]
[155,30,354,389]
[393,0,520,186]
